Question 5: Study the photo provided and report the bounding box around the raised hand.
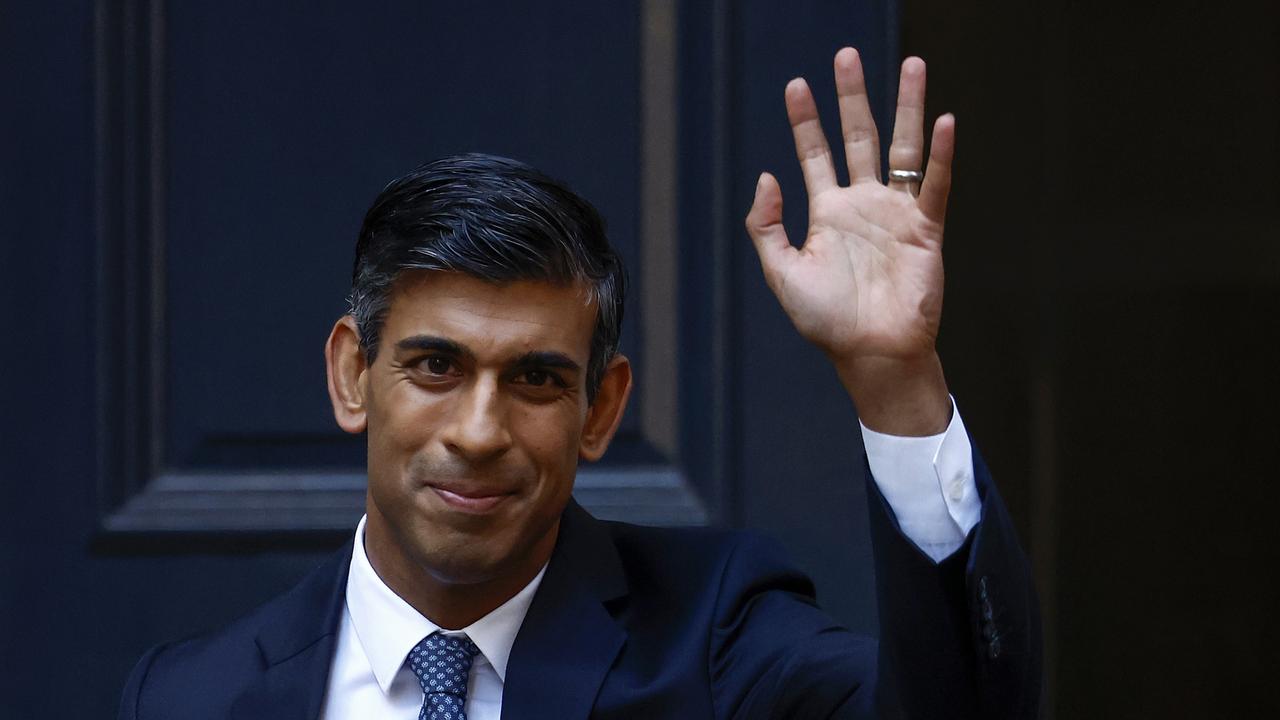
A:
[745,48,955,434]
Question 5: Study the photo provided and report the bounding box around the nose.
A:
[440,375,513,462]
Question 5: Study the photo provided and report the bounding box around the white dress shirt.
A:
[320,398,980,718]
[320,515,545,720]
[860,395,982,562]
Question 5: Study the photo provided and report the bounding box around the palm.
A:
[747,49,954,364]
[777,182,943,359]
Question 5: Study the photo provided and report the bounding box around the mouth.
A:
[426,484,515,514]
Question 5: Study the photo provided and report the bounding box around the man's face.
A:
[361,271,602,586]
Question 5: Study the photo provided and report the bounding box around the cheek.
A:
[366,382,440,473]
[511,403,585,474]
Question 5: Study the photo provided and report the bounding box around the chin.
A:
[415,535,518,586]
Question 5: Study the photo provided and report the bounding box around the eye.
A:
[420,356,454,375]
[512,369,567,394]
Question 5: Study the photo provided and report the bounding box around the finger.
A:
[834,47,881,183]
[919,113,955,227]
[784,78,838,195]
[744,172,797,288]
[887,57,927,194]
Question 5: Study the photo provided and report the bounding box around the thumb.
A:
[744,172,796,287]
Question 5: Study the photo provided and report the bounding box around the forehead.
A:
[382,271,597,359]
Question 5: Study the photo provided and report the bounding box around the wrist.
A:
[834,351,951,436]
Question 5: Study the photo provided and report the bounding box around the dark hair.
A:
[348,153,626,402]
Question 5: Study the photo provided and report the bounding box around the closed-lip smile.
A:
[427,484,514,514]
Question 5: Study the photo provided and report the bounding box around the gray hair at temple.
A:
[347,153,626,403]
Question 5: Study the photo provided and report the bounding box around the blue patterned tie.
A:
[408,632,481,720]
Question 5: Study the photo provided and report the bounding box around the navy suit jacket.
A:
[118,447,1041,719]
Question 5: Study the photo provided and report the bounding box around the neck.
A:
[362,511,557,630]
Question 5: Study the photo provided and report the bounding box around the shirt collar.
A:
[345,514,546,692]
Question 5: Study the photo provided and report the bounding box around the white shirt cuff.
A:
[859,395,981,563]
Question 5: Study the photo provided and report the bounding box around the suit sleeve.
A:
[866,441,1043,719]
[708,440,1041,719]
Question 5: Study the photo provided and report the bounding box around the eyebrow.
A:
[395,335,471,358]
[393,335,581,373]
[513,350,581,373]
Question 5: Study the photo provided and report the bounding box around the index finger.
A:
[784,77,838,195]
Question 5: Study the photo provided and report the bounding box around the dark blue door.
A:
[1,1,903,715]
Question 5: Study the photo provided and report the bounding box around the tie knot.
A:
[408,632,481,700]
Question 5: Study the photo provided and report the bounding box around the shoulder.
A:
[601,517,803,591]
[119,615,263,719]
[118,543,351,719]
[597,520,877,716]
[118,597,279,720]
[600,519,816,614]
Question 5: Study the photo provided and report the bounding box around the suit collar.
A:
[230,536,353,720]
[226,499,629,720]
[552,498,629,604]
[502,499,629,719]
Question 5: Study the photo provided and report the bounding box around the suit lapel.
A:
[231,538,353,720]
[225,505,627,720]
[502,501,629,720]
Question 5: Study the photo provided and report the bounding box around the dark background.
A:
[1,1,1276,718]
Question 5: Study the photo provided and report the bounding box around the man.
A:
[119,49,1040,719]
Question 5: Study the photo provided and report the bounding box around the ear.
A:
[578,354,633,462]
[325,315,369,434]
